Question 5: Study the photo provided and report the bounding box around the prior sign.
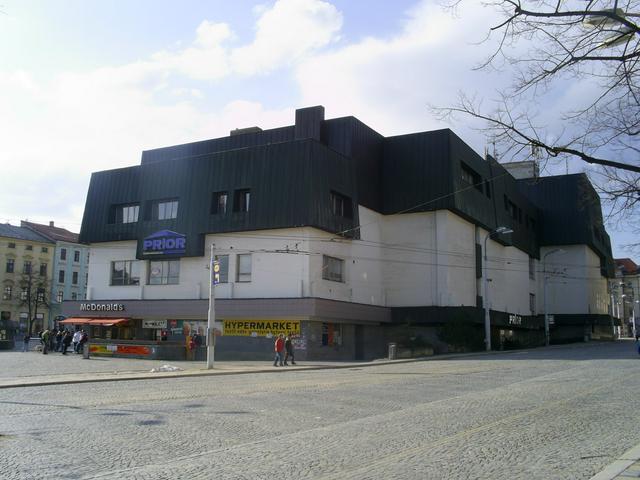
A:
[142,230,187,255]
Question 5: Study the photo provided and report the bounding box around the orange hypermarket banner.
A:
[223,320,300,337]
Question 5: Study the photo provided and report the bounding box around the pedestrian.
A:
[41,329,50,354]
[55,329,63,352]
[49,328,56,353]
[22,333,30,352]
[78,329,89,355]
[72,329,82,353]
[284,334,296,366]
[61,331,73,355]
[273,333,285,367]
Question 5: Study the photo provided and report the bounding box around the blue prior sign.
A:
[142,230,187,255]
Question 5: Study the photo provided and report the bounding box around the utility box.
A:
[82,343,90,359]
[388,343,397,360]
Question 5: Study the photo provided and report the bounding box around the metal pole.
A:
[543,273,549,347]
[483,233,491,352]
[206,243,216,369]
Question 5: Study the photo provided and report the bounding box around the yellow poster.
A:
[223,320,300,337]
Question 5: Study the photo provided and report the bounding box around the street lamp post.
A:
[483,226,513,352]
[543,248,565,347]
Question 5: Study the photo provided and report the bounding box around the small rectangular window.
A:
[111,203,140,224]
[3,286,11,300]
[330,191,353,219]
[25,245,33,251]
[233,189,251,213]
[8,242,15,249]
[74,250,80,262]
[152,199,179,220]
[237,254,252,282]
[322,255,344,282]
[72,271,79,285]
[461,163,483,192]
[148,260,180,285]
[40,263,47,277]
[23,261,32,274]
[321,323,342,346]
[529,257,535,280]
[21,288,28,301]
[36,288,45,302]
[214,255,229,283]
[41,247,48,253]
[56,291,63,303]
[71,292,77,300]
[60,248,67,261]
[110,260,141,286]
[211,192,228,215]
[58,270,65,283]
[6,259,14,273]
[529,293,536,314]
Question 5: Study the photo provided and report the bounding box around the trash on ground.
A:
[150,364,183,373]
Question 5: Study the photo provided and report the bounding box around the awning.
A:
[58,318,129,327]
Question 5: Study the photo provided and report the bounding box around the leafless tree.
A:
[437,1,640,240]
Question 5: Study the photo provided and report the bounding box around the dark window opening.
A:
[330,191,353,219]
[461,163,483,193]
[211,191,228,215]
[109,203,140,224]
[233,189,251,213]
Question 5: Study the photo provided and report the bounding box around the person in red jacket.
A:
[273,333,285,367]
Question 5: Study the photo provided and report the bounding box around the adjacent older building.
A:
[613,258,639,337]
[0,224,55,346]
[63,106,616,360]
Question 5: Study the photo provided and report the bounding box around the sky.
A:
[0,0,634,258]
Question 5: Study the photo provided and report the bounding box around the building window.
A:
[60,248,67,261]
[56,291,63,303]
[41,247,48,253]
[21,288,28,301]
[72,271,78,285]
[40,263,47,277]
[211,192,228,215]
[330,191,353,219]
[23,261,32,274]
[150,199,179,220]
[461,163,483,192]
[110,260,141,286]
[110,203,140,224]
[71,292,77,300]
[321,323,342,346]
[233,189,251,213]
[74,250,80,262]
[322,255,344,282]
[36,288,45,302]
[25,245,33,251]
[58,270,65,283]
[148,260,180,285]
[6,259,14,273]
[529,257,535,280]
[485,181,492,198]
[236,254,252,282]
[8,242,15,249]
[3,286,11,300]
[214,255,229,283]
[529,293,536,314]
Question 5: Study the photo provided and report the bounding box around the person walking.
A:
[284,334,296,366]
[72,329,82,353]
[78,329,89,355]
[55,329,63,352]
[22,333,30,352]
[41,329,50,354]
[61,331,73,355]
[273,333,285,367]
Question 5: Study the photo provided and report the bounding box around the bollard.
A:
[388,342,397,360]
[82,343,90,359]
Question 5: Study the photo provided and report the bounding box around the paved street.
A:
[1,341,640,480]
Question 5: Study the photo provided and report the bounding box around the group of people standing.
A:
[273,333,296,367]
[23,328,88,355]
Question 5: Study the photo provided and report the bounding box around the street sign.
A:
[213,260,220,285]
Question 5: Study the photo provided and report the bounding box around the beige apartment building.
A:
[0,224,55,342]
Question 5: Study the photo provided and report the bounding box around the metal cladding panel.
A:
[517,174,614,276]
[382,130,455,215]
[140,126,295,164]
[80,139,359,257]
[324,117,384,212]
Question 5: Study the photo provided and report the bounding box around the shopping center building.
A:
[61,106,616,360]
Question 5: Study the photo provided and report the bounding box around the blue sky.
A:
[0,0,634,258]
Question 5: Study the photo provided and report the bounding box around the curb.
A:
[590,444,640,480]
[0,340,614,390]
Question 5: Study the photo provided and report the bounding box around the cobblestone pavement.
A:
[1,341,639,480]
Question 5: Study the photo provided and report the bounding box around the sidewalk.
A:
[590,445,640,479]
[0,340,616,390]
